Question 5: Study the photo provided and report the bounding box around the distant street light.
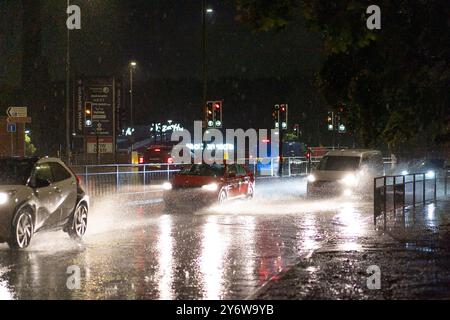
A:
[206,8,214,14]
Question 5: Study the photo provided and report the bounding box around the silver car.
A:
[0,157,89,249]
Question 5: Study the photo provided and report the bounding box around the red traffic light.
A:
[214,103,221,110]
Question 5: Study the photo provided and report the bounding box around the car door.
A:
[236,164,250,196]
[31,162,60,229]
[49,162,77,224]
[226,164,240,198]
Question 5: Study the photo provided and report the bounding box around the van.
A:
[306,149,384,197]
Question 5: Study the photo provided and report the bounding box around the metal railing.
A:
[72,156,395,198]
[71,157,317,197]
[373,172,442,226]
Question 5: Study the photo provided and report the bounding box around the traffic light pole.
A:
[202,0,207,112]
[278,129,284,177]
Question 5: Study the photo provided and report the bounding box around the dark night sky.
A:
[1,0,323,84]
[0,0,330,147]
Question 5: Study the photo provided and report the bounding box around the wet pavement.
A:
[257,200,450,299]
[0,177,448,300]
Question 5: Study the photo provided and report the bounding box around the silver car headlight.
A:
[0,191,15,205]
[0,192,8,205]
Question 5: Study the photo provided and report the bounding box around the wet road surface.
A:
[0,178,446,300]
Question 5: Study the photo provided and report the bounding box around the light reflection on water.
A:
[336,202,364,251]
[0,194,376,300]
[157,215,174,300]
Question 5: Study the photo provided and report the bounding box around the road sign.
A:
[86,136,114,154]
[7,107,27,118]
[7,117,31,124]
[7,123,16,133]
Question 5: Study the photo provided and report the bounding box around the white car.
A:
[0,157,89,249]
[307,149,384,197]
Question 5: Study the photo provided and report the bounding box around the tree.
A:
[236,0,450,152]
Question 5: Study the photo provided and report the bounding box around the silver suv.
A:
[0,157,89,249]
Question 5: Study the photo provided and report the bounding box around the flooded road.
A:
[0,178,389,299]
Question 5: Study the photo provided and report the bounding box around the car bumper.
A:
[307,181,355,197]
[164,188,219,208]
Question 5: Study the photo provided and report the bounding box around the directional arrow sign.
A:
[7,107,27,118]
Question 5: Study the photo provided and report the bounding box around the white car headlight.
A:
[202,183,218,192]
[0,192,9,205]
[341,174,357,186]
[162,182,172,190]
[307,174,316,183]
[425,170,435,179]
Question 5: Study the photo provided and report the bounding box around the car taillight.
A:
[167,157,174,164]
[75,175,81,185]
[139,156,144,164]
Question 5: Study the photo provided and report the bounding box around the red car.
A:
[139,145,173,165]
[163,163,255,210]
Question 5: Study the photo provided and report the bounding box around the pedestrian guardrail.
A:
[73,156,394,198]
[445,168,450,196]
[373,173,438,227]
[71,157,315,197]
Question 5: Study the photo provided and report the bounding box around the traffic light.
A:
[305,148,312,161]
[280,104,288,130]
[206,101,222,128]
[85,102,93,127]
[337,106,347,134]
[213,101,222,128]
[272,104,280,128]
[327,111,334,131]
[206,101,214,128]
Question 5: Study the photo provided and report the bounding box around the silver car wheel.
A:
[15,212,33,249]
[74,205,88,237]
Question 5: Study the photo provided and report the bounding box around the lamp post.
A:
[202,2,214,116]
[129,61,137,155]
[66,0,71,163]
[130,61,137,128]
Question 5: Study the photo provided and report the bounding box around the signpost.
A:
[7,123,16,133]
[5,107,29,157]
[81,78,116,160]
[7,107,27,118]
